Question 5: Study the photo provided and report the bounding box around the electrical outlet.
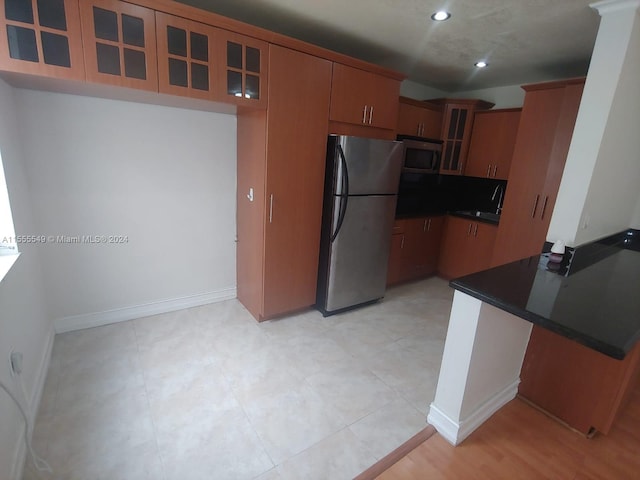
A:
[10,350,23,376]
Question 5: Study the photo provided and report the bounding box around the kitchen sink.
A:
[455,210,501,222]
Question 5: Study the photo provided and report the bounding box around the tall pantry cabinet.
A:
[236,45,332,320]
[492,78,585,267]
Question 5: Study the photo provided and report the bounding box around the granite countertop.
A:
[450,229,640,360]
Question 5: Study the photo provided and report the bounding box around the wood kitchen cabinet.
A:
[431,99,494,175]
[397,97,443,139]
[466,108,521,180]
[438,215,497,279]
[236,45,331,320]
[492,79,584,267]
[329,63,400,131]
[216,30,268,108]
[79,0,157,91]
[0,0,85,79]
[519,325,640,436]
[387,215,444,286]
[155,12,218,100]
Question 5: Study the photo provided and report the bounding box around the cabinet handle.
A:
[428,218,431,231]
[473,223,478,237]
[269,194,273,223]
[540,196,549,220]
[417,124,421,136]
[423,219,428,231]
[493,165,498,177]
[369,106,374,125]
[468,223,473,236]
[362,105,368,124]
[486,165,491,177]
[400,236,405,249]
[531,194,540,218]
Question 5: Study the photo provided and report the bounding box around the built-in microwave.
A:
[397,135,442,174]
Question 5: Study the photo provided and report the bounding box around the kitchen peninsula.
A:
[428,229,640,444]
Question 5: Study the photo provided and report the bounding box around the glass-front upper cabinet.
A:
[217,31,267,108]
[0,0,85,79]
[155,12,218,100]
[79,0,157,91]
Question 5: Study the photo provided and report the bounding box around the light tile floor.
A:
[24,277,453,480]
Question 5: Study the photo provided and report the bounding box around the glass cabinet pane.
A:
[227,70,242,96]
[96,42,120,75]
[7,25,38,62]
[191,63,208,91]
[123,48,146,79]
[37,0,67,31]
[456,110,467,140]
[246,46,260,73]
[245,74,259,99]
[190,32,208,62]
[41,31,70,67]
[5,0,34,24]
[122,14,144,47]
[168,57,187,86]
[227,41,242,69]
[93,7,118,42]
[448,109,459,139]
[167,26,186,57]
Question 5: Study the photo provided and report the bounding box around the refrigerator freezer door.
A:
[324,194,397,312]
[333,135,403,196]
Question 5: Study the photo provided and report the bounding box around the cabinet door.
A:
[424,215,444,275]
[420,107,444,140]
[397,102,422,136]
[330,63,399,130]
[156,12,218,100]
[79,0,157,91]
[466,109,521,180]
[437,216,473,279]
[468,221,497,274]
[217,30,267,108]
[261,45,332,318]
[0,0,84,79]
[440,104,474,175]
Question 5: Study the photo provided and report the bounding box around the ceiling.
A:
[174,0,601,93]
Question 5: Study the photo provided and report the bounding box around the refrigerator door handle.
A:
[331,145,350,242]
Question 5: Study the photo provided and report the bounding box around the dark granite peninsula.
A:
[428,230,640,444]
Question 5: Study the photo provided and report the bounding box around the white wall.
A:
[0,79,53,480]
[633,195,640,229]
[451,84,525,109]
[548,5,640,246]
[400,79,449,99]
[14,90,238,330]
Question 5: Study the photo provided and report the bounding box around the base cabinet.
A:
[387,216,443,286]
[437,215,497,279]
[236,45,332,320]
[519,325,640,436]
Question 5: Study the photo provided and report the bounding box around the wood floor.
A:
[373,381,640,479]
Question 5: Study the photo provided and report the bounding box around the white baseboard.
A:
[11,325,55,480]
[54,287,237,333]
[427,379,520,446]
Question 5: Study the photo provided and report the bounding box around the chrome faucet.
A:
[492,184,505,215]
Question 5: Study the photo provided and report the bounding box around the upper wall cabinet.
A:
[0,0,85,79]
[466,108,522,180]
[216,30,267,108]
[329,63,400,130]
[397,97,443,139]
[155,12,218,100]
[432,99,494,175]
[79,0,157,91]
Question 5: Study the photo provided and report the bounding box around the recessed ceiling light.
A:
[431,10,451,21]
[475,61,488,68]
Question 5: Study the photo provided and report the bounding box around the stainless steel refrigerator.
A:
[316,135,404,316]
